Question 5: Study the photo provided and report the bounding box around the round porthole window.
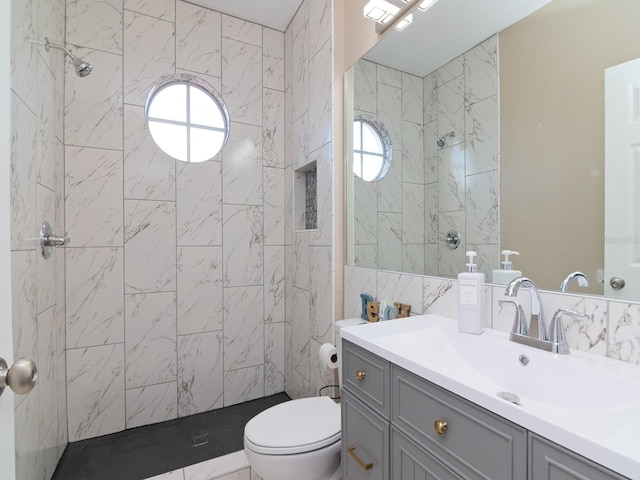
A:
[145,75,230,163]
[353,115,392,182]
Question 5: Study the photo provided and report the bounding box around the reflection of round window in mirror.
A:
[145,75,230,163]
[353,115,392,182]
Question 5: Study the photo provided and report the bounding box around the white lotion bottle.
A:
[491,250,522,285]
[458,251,485,334]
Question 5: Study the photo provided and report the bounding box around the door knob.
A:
[610,277,626,290]
[0,357,38,396]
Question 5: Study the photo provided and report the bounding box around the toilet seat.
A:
[244,397,341,455]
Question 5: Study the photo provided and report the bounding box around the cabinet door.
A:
[529,434,629,480]
[342,389,390,480]
[392,428,463,480]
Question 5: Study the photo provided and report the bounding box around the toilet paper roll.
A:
[319,343,338,370]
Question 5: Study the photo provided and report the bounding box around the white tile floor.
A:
[144,450,263,480]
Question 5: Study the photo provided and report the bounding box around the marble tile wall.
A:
[284,0,336,400]
[64,0,286,442]
[344,265,640,366]
[351,36,499,278]
[352,59,424,274]
[10,0,68,478]
[427,35,500,278]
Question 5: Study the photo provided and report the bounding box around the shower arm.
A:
[436,131,456,148]
[442,131,455,141]
[44,37,78,60]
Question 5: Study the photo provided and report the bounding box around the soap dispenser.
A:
[492,250,522,285]
[458,251,484,335]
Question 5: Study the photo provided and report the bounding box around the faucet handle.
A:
[499,300,528,337]
[549,309,589,354]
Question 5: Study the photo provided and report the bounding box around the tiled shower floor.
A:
[52,393,289,480]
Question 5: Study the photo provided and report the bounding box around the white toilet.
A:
[244,318,363,480]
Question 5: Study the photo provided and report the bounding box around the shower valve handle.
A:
[40,221,70,259]
[43,234,70,247]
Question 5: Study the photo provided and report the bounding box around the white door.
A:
[605,57,640,299]
[0,0,17,479]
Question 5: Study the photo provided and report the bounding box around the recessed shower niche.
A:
[294,161,317,231]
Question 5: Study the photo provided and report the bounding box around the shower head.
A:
[436,131,455,148]
[44,37,92,77]
[72,57,93,77]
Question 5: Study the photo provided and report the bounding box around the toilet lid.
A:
[244,397,341,455]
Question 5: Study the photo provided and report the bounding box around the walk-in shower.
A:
[44,37,93,77]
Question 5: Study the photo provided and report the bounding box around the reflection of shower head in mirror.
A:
[436,131,455,148]
[44,37,93,77]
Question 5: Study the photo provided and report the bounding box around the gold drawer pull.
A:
[348,444,373,471]
[434,420,448,435]
[356,370,366,381]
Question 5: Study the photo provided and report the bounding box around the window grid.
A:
[146,78,229,163]
[353,118,389,182]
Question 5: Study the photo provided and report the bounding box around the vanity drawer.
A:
[392,427,463,480]
[529,433,629,480]
[343,340,390,418]
[342,389,389,480]
[391,366,527,480]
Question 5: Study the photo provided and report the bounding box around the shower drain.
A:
[192,433,210,447]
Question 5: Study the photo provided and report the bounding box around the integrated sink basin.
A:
[375,320,640,410]
[340,314,640,478]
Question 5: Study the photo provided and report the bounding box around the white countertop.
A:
[340,314,640,479]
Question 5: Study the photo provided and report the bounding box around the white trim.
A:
[0,0,16,477]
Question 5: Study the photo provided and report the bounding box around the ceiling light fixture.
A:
[365,0,437,34]
[363,0,396,24]
[393,13,413,31]
[403,0,439,12]
[363,0,414,31]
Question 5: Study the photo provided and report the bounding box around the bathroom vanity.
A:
[340,315,638,479]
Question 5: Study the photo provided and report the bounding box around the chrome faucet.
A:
[560,271,589,292]
[504,277,548,341]
[502,277,588,354]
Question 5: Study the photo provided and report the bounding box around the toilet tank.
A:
[334,318,366,388]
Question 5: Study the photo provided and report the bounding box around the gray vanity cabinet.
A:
[342,389,389,480]
[341,340,629,480]
[341,341,391,479]
[529,433,629,480]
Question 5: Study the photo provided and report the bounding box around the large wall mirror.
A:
[345,0,640,300]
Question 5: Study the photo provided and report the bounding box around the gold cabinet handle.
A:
[434,420,448,435]
[356,370,366,381]
[348,444,373,471]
